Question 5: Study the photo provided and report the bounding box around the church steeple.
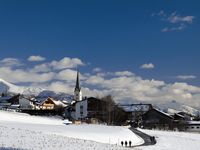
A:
[74,70,82,101]
[75,70,81,92]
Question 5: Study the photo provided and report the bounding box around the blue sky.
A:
[0,0,200,108]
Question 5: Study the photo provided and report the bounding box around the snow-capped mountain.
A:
[0,78,72,101]
[0,78,44,95]
[161,100,200,116]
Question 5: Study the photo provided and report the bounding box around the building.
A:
[19,97,37,109]
[185,121,200,132]
[39,97,67,110]
[142,108,174,130]
[70,98,88,120]
[0,94,20,109]
[69,70,88,120]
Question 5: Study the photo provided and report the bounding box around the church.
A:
[68,70,88,120]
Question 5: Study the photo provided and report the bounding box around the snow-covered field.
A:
[139,128,200,150]
[1,110,200,150]
[0,110,142,150]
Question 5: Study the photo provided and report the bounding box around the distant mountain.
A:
[160,100,200,116]
[0,78,72,101]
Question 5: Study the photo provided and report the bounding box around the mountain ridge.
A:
[0,78,72,101]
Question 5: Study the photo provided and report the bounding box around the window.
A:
[191,126,194,129]
[197,126,199,129]
[80,105,83,115]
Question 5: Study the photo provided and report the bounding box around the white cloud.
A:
[1,56,200,108]
[0,58,22,67]
[140,63,154,69]
[162,23,186,32]
[114,71,134,77]
[56,69,82,82]
[50,57,84,70]
[32,64,51,73]
[92,67,102,73]
[0,67,55,83]
[152,11,195,32]
[176,75,196,80]
[84,72,200,107]
[167,12,195,24]
[28,56,46,62]
[47,81,74,94]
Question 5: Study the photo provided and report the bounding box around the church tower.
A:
[74,70,82,101]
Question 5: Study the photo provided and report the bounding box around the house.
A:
[142,108,174,130]
[0,95,12,108]
[185,121,200,132]
[19,97,38,109]
[174,113,186,121]
[39,97,67,111]
[0,94,20,109]
[177,112,194,121]
[123,104,153,126]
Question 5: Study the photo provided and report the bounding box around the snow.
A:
[167,108,180,115]
[187,121,200,125]
[0,78,72,101]
[1,110,200,150]
[0,124,131,150]
[0,110,143,149]
[161,101,200,116]
[0,110,63,125]
[0,78,44,95]
[154,108,173,118]
[138,128,200,150]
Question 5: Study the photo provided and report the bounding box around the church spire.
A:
[75,70,81,92]
[74,69,82,101]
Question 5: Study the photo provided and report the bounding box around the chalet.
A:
[39,97,67,110]
[142,108,174,130]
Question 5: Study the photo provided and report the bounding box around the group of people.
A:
[121,141,132,147]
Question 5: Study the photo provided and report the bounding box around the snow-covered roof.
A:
[121,104,152,112]
[174,113,185,118]
[40,97,67,107]
[154,108,174,119]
